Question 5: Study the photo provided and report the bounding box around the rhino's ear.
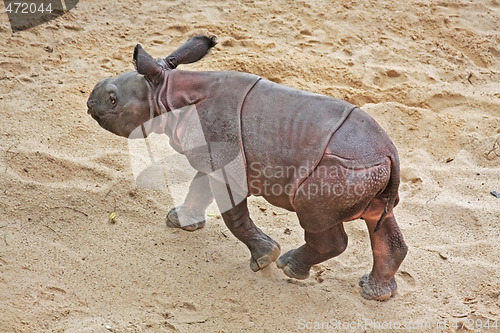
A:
[164,35,217,69]
[133,44,162,81]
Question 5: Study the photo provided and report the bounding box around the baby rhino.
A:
[87,35,407,300]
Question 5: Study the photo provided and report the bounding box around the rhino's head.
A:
[87,35,217,137]
[87,71,150,137]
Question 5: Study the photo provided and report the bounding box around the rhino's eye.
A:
[110,96,117,106]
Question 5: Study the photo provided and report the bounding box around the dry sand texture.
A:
[1,0,499,332]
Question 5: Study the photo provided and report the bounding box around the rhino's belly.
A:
[246,161,299,211]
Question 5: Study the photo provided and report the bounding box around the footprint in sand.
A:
[4,149,114,187]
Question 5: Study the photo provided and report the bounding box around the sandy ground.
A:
[1,0,499,332]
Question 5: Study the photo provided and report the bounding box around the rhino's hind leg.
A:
[221,199,280,272]
[360,199,408,301]
[166,171,214,231]
[277,223,348,279]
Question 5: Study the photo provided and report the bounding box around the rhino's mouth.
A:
[88,108,123,136]
[88,108,106,128]
[90,112,108,129]
[89,112,99,121]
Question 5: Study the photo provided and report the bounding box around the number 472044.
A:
[6,2,53,14]
[451,319,498,330]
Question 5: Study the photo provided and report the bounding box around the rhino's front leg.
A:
[221,199,281,272]
[166,171,214,231]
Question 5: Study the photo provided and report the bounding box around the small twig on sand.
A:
[486,137,500,161]
[4,144,17,173]
[425,194,439,205]
[44,224,59,235]
[51,206,89,217]
[467,73,473,84]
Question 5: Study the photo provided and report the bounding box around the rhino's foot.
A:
[276,250,311,280]
[166,206,206,232]
[248,237,281,272]
[358,274,397,301]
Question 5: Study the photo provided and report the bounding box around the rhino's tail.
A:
[374,154,400,233]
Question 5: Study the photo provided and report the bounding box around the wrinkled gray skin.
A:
[87,35,408,301]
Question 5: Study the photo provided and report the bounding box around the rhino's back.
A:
[324,107,398,166]
[241,79,358,208]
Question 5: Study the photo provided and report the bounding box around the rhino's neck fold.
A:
[165,70,215,111]
[147,71,169,119]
